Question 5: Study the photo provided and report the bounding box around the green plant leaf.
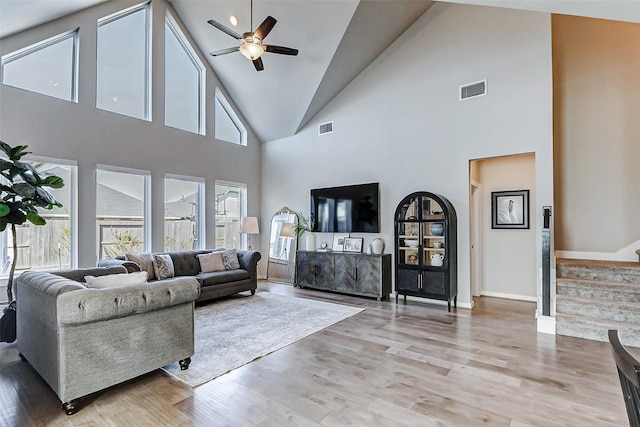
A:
[26,212,46,226]
[0,141,12,157]
[12,182,37,198]
[41,175,65,189]
[9,145,30,160]
[0,204,9,217]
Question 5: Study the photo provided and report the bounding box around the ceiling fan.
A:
[207,0,299,71]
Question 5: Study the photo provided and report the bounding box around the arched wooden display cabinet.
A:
[394,191,458,311]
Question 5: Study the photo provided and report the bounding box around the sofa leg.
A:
[179,357,191,370]
[251,289,256,295]
[62,400,79,415]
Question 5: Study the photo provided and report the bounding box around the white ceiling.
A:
[2,0,639,142]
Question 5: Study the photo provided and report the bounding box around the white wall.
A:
[262,3,554,310]
[478,154,537,301]
[0,0,261,268]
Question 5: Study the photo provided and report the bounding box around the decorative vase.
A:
[305,232,316,251]
[430,253,444,267]
[372,238,385,254]
[429,222,444,236]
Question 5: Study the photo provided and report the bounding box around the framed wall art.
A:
[332,233,349,251]
[492,189,530,229]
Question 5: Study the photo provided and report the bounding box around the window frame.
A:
[96,164,152,260]
[0,156,78,280]
[96,2,152,121]
[164,174,205,251]
[0,29,79,102]
[214,88,247,146]
[164,12,206,135]
[214,180,247,249]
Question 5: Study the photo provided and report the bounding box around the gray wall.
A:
[261,3,554,309]
[0,0,261,267]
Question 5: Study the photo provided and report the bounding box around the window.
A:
[96,167,150,260]
[215,182,246,249]
[215,89,246,145]
[1,160,77,276]
[1,30,78,102]
[96,4,150,120]
[165,176,205,251]
[165,14,204,134]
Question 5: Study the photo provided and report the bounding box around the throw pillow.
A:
[222,249,240,270]
[197,252,226,273]
[153,254,175,280]
[125,252,156,281]
[84,271,148,289]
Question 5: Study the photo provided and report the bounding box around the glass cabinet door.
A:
[397,195,421,266]
[421,197,446,267]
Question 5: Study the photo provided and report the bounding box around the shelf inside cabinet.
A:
[423,236,444,239]
[424,248,445,252]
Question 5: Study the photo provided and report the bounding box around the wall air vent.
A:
[318,121,333,136]
[459,79,487,101]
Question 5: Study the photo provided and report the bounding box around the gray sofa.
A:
[15,266,200,415]
[99,249,261,303]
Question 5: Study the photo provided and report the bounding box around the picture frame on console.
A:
[343,238,363,253]
[332,233,349,251]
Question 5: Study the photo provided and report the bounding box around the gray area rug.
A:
[162,292,364,387]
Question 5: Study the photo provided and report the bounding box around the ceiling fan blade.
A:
[254,16,277,41]
[264,45,299,56]
[207,19,242,39]
[209,46,240,56]
[252,57,264,72]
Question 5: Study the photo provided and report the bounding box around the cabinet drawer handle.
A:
[355,267,358,281]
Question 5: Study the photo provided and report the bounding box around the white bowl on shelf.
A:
[405,239,419,247]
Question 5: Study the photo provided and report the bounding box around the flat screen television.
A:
[310,183,379,233]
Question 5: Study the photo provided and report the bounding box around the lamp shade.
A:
[241,216,259,234]
[280,222,294,238]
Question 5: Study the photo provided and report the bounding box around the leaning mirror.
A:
[266,207,298,284]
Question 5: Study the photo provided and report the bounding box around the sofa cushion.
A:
[167,250,212,276]
[54,266,128,283]
[84,271,148,289]
[222,249,241,270]
[197,270,250,287]
[197,251,225,273]
[125,252,155,280]
[153,254,175,280]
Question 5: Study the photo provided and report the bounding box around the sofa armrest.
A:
[237,250,261,282]
[98,258,142,273]
[57,276,200,325]
[17,271,200,326]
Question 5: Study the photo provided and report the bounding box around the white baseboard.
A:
[480,291,537,302]
[536,315,556,335]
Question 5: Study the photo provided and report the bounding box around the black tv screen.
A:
[310,183,379,233]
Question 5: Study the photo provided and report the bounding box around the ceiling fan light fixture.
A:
[239,40,264,60]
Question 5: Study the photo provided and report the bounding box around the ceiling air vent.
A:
[459,79,487,101]
[318,121,333,136]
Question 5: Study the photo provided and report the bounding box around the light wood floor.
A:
[0,282,630,426]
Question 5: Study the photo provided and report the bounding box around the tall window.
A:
[1,160,77,276]
[165,14,204,134]
[164,176,204,251]
[96,167,150,260]
[215,182,246,249]
[214,89,246,145]
[96,3,150,120]
[1,30,78,102]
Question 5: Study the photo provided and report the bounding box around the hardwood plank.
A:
[0,282,630,426]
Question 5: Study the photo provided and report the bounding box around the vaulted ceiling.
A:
[1,1,639,143]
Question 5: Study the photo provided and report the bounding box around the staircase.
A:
[556,258,640,347]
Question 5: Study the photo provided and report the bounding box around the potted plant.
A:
[293,212,316,250]
[0,142,64,301]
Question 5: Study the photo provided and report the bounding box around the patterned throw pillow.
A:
[84,271,148,288]
[125,252,156,281]
[153,254,175,280]
[222,249,240,270]
[198,252,226,273]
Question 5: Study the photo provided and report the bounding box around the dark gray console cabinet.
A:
[394,191,457,311]
[296,251,391,301]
